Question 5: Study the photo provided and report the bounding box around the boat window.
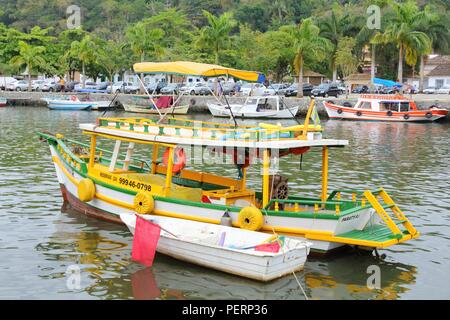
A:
[257,98,277,111]
[399,102,410,112]
[247,98,258,105]
[380,102,399,112]
[359,102,372,109]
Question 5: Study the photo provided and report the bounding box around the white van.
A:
[0,77,18,90]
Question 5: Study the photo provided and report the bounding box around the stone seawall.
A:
[2,91,449,117]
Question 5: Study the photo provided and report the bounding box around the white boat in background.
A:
[123,103,189,115]
[0,97,7,107]
[208,96,299,119]
[120,213,311,282]
[42,95,117,111]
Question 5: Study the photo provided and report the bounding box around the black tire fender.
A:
[403,114,410,120]
[387,110,393,117]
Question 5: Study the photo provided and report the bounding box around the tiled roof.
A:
[428,64,450,77]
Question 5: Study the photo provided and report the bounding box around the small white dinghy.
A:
[120,213,311,282]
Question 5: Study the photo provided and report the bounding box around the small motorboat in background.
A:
[43,95,93,110]
[324,94,448,122]
[208,95,299,119]
[120,213,311,282]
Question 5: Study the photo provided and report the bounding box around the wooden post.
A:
[241,167,247,191]
[262,149,270,208]
[88,135,97,168]
[164,147,175,196]
[123,142,135,171]
[151,144,159,174]
[321,146,329,203]
[109,140,121,172]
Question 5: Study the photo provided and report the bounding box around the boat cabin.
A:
[353,95,418,112]
[244,96,284,112]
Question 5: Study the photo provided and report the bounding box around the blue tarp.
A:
[373,77,403,88]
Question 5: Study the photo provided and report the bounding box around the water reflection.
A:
[1,107,449,299]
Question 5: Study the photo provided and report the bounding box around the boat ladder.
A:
[363,188,418,238]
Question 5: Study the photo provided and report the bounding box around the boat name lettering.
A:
[100,172,112,180]
[342,214,360,222]
[118,177,152,191]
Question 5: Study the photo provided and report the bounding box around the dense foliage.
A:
[0,0,449,91]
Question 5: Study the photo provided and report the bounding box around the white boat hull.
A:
[208,103,299,119]
[124,104,189,115]
[120,213,311,282]
[48,143,387,254]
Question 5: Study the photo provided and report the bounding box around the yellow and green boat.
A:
[37,61,419,253]
[37,102,419,253]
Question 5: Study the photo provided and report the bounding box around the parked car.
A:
[283,83,314,97]
[423,87,436,94]
[311,83,341,97]
[269,83,289,94]
[146,82,166,94]
[7,80,29,91]
[437,86,450,94]
[382,86,399,94]
[0,77,17,90]
[179,82,211,95]
[32,80,46,91]
[41,81,62,92]
[110,81,139,94]
[219,82,236,95]
[160,83,183,95]
[64,81,80,92]
[241,83,276,96]
[352,85,369,94]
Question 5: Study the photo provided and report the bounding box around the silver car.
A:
[179,82,211,95]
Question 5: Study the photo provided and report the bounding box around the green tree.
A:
[125,21,164,62]
[10,41,46,91]
[69,35,97,88]
[198,10,236,64]
[335,36,358,96]
[283,18,330,97]
[372,0,431,90]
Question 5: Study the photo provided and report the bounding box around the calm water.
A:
[0,106,449,300]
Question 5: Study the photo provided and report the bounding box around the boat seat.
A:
[121,173,203,203]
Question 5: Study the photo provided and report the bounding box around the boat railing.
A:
[97,117,322,141]
[65,138,151,171]
[265,198,349,215]
[39,133,89,174]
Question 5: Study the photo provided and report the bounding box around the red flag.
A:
[254,242,281,253]
[131,215,161,267]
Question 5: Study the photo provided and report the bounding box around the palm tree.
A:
[198,10,236,64]
[125,22,164,93]
[319,11,347,82]
[284,18,331,97]
[10,41,46,91]
[69,35,96,88]
[125,22,164,62]
[372,1,431,91]
[335,37,358,97]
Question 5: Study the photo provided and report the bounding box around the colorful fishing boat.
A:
[120,213,311,281]
[38,96,419,253]
[0,97,7,107]
[324,94,448,122]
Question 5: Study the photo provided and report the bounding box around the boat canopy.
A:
[373,77,403,88]
[133,61,266,83]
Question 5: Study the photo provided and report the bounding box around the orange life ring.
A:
[162,147,186,173]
